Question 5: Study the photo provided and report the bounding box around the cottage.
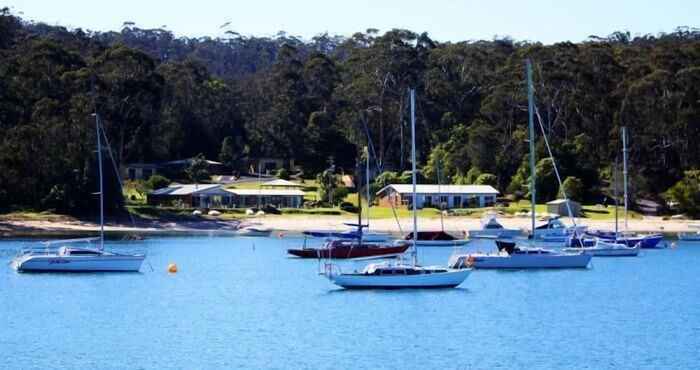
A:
[376,184,499,209]
[226,188,305,208]
[546,199,582,217]
[148,184,233,208]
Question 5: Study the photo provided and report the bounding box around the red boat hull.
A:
[287,244,409,259]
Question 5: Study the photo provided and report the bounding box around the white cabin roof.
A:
[226,189,305,196]
[377,184,499,196]
[150,184,223,196]
[261,179,304,187]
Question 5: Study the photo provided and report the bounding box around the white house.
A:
[376,184,499,209]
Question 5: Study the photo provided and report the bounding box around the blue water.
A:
[1,236,699,370]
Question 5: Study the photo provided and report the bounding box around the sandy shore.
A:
[1,215,698,237]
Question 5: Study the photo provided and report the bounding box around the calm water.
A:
[1,235,699,370]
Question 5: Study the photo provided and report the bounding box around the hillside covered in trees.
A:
[1,8,699,215]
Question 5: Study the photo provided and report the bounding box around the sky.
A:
[6,0,699,44]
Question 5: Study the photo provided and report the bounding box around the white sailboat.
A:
[449,59,591,270]
[323,89,471,288]
[11,109,145,272]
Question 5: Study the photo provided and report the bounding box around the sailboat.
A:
[585,127,664,249]
[399,160,469,247]
[323,89,471,288]
[288,149,407,259]
[301,149,391,243]
[11,109,146,272]
[448,59,591,270]
[565,160,640,256]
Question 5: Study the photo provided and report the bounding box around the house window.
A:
[440,196,448,208]
[453,196,462,208]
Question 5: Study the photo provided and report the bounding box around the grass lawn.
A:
[0,211,77,222]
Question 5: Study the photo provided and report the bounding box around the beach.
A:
[1,215,697,237]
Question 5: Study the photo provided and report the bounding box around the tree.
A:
[560,176,584,201]
[665,170,700,217]
[145,174,170,190]
[475,173,498,187]
[186,154,210,183]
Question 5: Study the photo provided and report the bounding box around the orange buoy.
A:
[167,263,178,273]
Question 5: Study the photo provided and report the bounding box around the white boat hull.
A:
[563,244,639,257]
[413,239,470,247]
[237,228,273,237]
[328,268,471,289]
[468,229,522,239]
[12,254,145,272]
[678,232,700,241]
[450,253,591,269]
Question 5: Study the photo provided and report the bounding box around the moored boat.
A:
[564,236,639,257]
[468,213,522,239]
[403,231,469,246]
[288,239,409,259]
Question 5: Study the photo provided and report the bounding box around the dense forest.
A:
[1,8,699,215]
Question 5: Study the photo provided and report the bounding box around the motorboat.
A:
[324,261,471,289]
[11,110,145,272]
[303,223,391,243]
[288,239,409,259]
[236,223,273,237]
[564,236,640,256]
[402,231,469,247]
[533,217,587,242]
[321,89,471,289]
[449,240,591,269]
[11,238,145,272]
[468,213,522,239]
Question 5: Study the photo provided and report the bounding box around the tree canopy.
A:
[1,9,699,213]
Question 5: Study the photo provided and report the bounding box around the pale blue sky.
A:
[6,0,699,44]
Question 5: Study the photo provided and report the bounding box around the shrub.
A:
[665,170,700,217]
[339,201,359,213]
[475,173,497,186]
[276,168,290,180]
[145,174,170,190]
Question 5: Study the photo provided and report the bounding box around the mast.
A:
[622,126,629,232]
[365,146,370,230]
[410,88,418,266]
[527,59,536,238]
[95,112,105,250]
[614,159,619,235]
[437,159,444,232]
[357,158,363,245]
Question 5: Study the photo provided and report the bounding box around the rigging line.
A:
[533,104,577,228]
[99,122,138,229]
[360,113,404,235]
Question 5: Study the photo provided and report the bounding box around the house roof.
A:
[546,199,580,205]
[377,184,499,195]
[226,188,305,196]
[261,179,304,187]
[150,184,222,196]
[164,158,223,166]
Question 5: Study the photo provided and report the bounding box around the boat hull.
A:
[468,229,522,239]
[12,254,145,272]
[328,269,471,289]
[451,253,591,269]
[563,246,639,257]
[678,232,700,241]
[287,244,409,259]
[412,239,470,247]
[588,233,665,249]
